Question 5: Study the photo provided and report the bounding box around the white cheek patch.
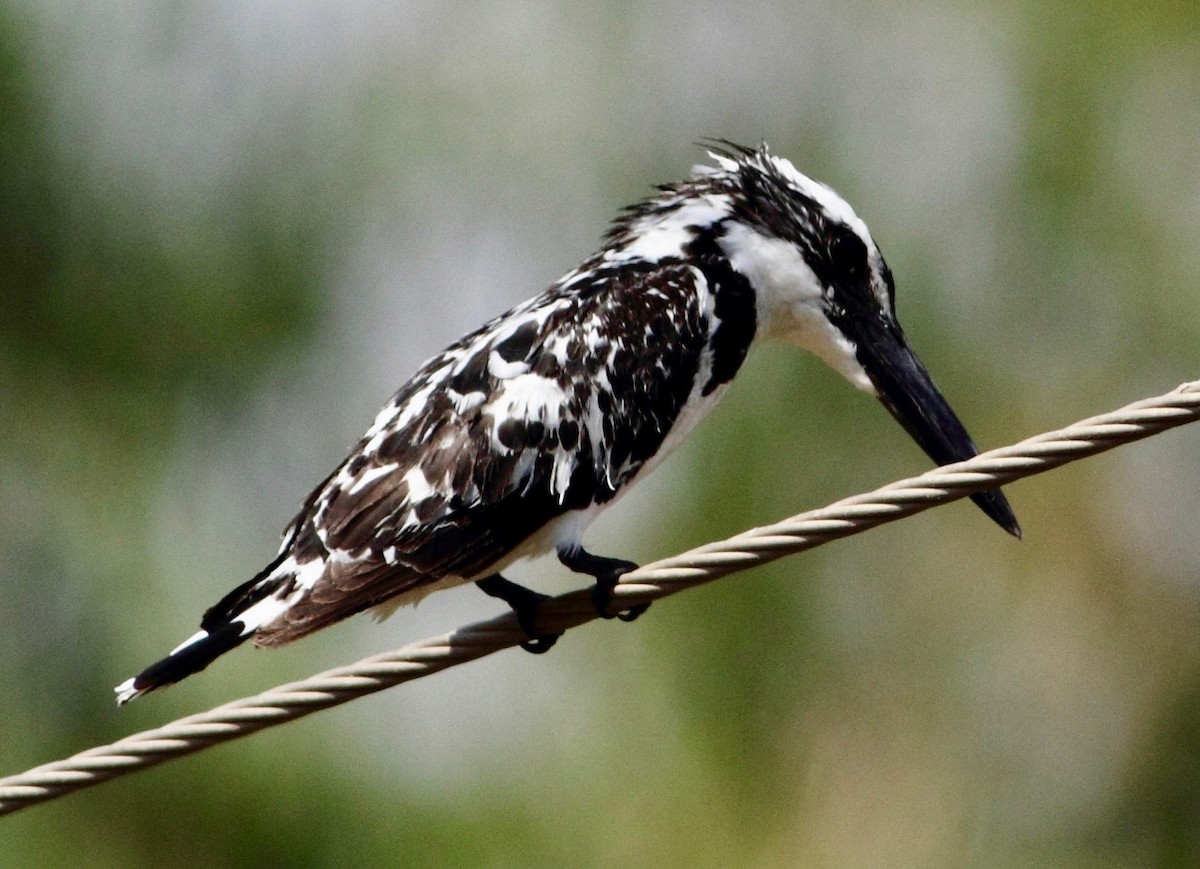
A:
[783,309,874,395]
[719,222,874,394]
[719,222,821,332]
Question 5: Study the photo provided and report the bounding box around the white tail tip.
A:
[114,677,142,706]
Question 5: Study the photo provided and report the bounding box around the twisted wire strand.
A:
[2,380,1197,817]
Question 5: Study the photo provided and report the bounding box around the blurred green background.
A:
[3,2,1200,866]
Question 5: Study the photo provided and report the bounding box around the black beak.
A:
[852,318,1021,537]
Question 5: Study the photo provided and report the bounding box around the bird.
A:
[115,141,1019,704]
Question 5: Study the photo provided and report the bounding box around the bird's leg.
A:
[475,574,560,654]
[557,547,649,622]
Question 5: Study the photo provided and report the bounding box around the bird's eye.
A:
[828,230,868,281]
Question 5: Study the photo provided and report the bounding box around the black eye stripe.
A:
[828,229,869,280]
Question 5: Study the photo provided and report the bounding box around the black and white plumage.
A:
[115,142,1018,704]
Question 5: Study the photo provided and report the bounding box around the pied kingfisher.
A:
[115,142,1018,704]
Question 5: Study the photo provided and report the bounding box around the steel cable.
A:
[2,380,1197,816]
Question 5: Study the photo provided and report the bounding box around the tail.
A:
[114,554,301,705]
[113,622,253,705]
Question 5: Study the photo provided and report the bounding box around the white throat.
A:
[718,221,873,393]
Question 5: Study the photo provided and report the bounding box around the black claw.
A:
[590,579,651,621]
[560,548,649,622]
[520,635,558,654]
[590,582,618,620]
[512,604,560,654]
[615,604,649,623]
[476,574,562,653]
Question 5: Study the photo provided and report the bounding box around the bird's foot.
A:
[591,577,650,622]
[558,548,650,622]
[475,575,560,654]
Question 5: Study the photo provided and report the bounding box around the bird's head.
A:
[677,142,1019,535]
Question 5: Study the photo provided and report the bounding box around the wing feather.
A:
[254,263,718,644]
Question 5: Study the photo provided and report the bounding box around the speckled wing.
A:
[235,262,727,645]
